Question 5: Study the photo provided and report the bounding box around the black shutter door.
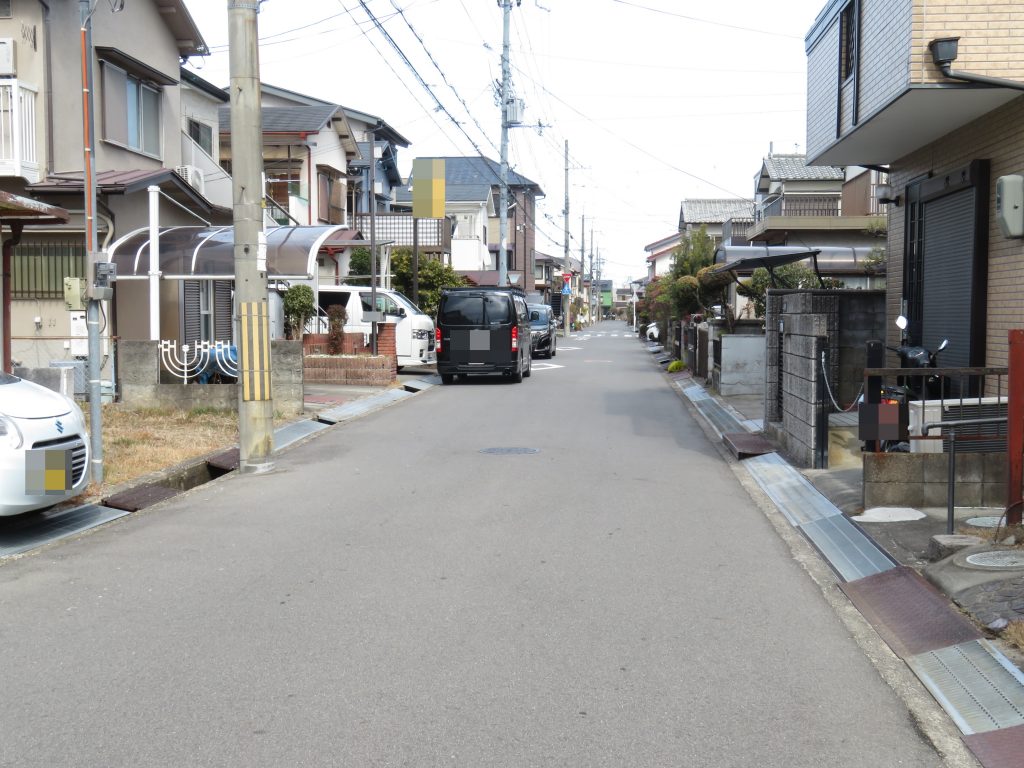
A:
[921,189,975,370]
[182,280,201,344]
[213,280,234,343]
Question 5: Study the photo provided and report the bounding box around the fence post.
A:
[1008,330,1024,526]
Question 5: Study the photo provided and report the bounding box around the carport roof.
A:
[107,225,372,281]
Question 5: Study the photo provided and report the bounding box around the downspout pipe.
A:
[38,0,55,175]
[2,222,24,373]
[938,62,1024,93]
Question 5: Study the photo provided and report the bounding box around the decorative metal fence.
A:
[159,340,238,383]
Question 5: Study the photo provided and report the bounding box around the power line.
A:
[608,0,804,39]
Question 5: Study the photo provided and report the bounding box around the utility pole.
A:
[563,140,569,336]
[228,1,274,473]
[498,0,520,287]
[369,127,378,355]
[580,214,585,326]
[79,0,103,483]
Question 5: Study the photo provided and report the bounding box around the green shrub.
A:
[282,284,315,339]
[667,360,686,373]
[326,304,347,354]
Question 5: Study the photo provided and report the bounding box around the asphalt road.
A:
[0,320,948,767]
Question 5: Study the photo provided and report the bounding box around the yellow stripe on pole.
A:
[239,301,271,401]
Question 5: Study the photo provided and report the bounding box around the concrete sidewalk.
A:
[654,347,1024,768]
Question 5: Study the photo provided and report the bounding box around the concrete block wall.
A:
[117,339,304,415]
[864,452,1007,509]
[764,290,886,468]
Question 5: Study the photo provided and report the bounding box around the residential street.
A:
[0,321,948,767]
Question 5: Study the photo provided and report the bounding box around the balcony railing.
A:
[755,195,841,222]
[0,79,39,182]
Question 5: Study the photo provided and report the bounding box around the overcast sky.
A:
[181,0,828,286]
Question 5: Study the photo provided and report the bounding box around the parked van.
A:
[435,287,532,384]
[316,286,436,369]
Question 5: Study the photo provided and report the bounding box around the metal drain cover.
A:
[965,551,1024,569]
[479,447,539,455]
[965,516,1004,529]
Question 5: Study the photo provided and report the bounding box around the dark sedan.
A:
[528,304,557,359]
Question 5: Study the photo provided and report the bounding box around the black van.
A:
[435,287,532,384]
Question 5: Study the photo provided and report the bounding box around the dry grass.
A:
[957,523,1024,547]
[81,405,239,502]
[1005,621,1024,654]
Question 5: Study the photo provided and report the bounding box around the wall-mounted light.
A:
[875,182,901,207]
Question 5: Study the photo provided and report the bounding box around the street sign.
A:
[562,273,571,283]
[561,284,571,295]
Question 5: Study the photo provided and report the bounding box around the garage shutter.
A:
[213,280,233,343]
[921,189,975,370]
[182,280,201,344]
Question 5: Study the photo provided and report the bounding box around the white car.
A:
[0,372,90,516]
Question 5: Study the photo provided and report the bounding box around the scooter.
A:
[864,316,949,452]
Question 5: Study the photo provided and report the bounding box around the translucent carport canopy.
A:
[107,225,360,281]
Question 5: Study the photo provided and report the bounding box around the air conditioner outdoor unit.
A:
[0,39,16,77]
[175,164,205,195]
[907,396,1009,454]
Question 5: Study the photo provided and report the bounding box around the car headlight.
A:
[0,412,24,450]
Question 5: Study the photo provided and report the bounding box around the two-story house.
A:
[396,156,542,290]
[644,233,680,280]
[0,0,223,374]
[680,199,754,248]
[805,0,1024,372]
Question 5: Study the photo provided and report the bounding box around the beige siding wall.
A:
[910,0,1024,84]
[887,94,1024,366]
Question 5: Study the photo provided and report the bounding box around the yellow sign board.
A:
[412,159,446,219]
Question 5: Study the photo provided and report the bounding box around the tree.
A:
[389,248,467,318]
[736,264,845,318]
[347,247,377,285]
[670,224,715,279]
[282,284,315,339]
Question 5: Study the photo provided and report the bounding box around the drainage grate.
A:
[965,551,1024,569]
[479,447,539,455]
[801,516,896,582]
[743,452,842,527]
[0,504,130,558]
[909,640,1024,735]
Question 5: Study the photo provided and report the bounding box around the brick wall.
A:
[302,323,397,386]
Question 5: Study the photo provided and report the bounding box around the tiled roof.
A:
[219,105,338,134]
[394,182,492,204]
[413,156,542,194]
[761,154,844,182]
[679,199,753,226]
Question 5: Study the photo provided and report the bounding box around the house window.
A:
[102,63,161,157]
[10,242,87,299]
[187,118,213,157]
[317,170,344,224]
[839,1,858,82]
[0,1,11,18]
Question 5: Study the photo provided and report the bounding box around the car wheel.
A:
[512,358,524,383]
[440,373,454,385]
[524,354,532,378]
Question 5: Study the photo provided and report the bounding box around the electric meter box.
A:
[996,174,1024,238]
[63,277,87,311]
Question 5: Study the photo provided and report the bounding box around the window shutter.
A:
[182,280,201,344]
[213,280,234,343]
[102,63,128,145]
[318,173,329,222]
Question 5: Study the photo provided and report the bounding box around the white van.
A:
[315,286,436,369]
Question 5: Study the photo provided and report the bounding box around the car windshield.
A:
[391,292,426,315]
[529,307,550,327]
[440,294,511,325]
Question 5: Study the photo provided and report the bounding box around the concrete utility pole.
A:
[563,140,569,336]
[497,0,519,287]
[369,127,378,355]
[228,1,274,473]
[580,214,585,326]
[79,0,103,483]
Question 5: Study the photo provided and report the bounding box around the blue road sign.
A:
[561,285,571,295]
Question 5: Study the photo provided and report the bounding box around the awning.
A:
[711,247,824,288]
[710,245,880,288]
[107,225,369,281]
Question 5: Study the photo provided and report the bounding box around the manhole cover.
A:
[965,551,1024,569]
[965,516,1004,529]
[479,447,539,455]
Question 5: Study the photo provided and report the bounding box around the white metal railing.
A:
[0,79,38,181]
[159,340,238,383]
